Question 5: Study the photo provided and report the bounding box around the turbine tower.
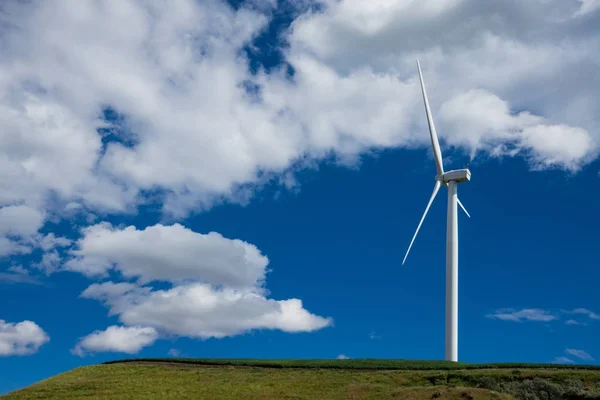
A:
[402,59,471,362]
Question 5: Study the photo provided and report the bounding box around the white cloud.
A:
[486,308,557,322]
[65,223,269,288]
[287,0,599,170]
[0,265,42,285]
[33,250,63,275]
[0,319,50,356]
[0,0,283,219]
[81,281,332,339]
[438,90,596,171]
[0,208,71,263]
[72,325,158,356]
[336,354,350,360]
[0,0,598,359]
[0,0,597,276]
[552,348,594,364]
[168,348,181,357]
[0,205,44,237]
[489,308,600,325]
[521,124,596,171]
[565,348,594,361]
[553,356,574,364]
[0,205,45,256]
[369,330,382,340]
[68,223,332,344]
[0,0,596,230]
[571,308,600,320]
[573,0,600,17]
[39,233,72,252]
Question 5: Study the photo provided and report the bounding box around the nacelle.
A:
[441,169,471,183]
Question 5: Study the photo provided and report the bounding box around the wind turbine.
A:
[402,59,471,362]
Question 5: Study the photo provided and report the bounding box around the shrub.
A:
[563,379,585,396]
[425,373,447,386]
[500,378,564,400]
[476,376,500,391]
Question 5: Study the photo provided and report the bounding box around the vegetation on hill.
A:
[106,357,600,371]
[2,359,600,400]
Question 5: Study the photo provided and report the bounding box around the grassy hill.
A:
[3,358,600,399]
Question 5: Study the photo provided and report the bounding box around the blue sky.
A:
[1,0,600,395]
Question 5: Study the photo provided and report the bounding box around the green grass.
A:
[3,359,600,399]
[106,357,600,370]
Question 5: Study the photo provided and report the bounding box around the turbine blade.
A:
[457,197,471,218]
[416,59,444,176]
[402,180,442,265]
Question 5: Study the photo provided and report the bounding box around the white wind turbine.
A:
[402,59,471,362]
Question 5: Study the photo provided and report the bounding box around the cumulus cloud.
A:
[336,354,350,360]
[72,325,158,356]
[0,205,44,237]
[0,205,45,256]
[65,223,269,288]
[0,319,50,356]
[287,0,599,169]
[486,308,557,322]
[1,0,598,359]
[0,0,281,220]
[438,90,596,170]
[81,281,332,339]
[70,223,331,347]
[38,233,72,252]
[0,0,597,272]
[0,265,42,285]
[0,0,596,230]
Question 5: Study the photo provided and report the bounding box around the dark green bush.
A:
[476,376,500,391]
[478,376,590,400]
[506,377,564,400]
[563,380,586,396]
[424,373,447,386]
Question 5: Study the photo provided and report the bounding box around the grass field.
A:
[3,359,600,400]
[106,358,600,370]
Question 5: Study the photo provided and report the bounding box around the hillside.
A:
[3,359,600,399]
